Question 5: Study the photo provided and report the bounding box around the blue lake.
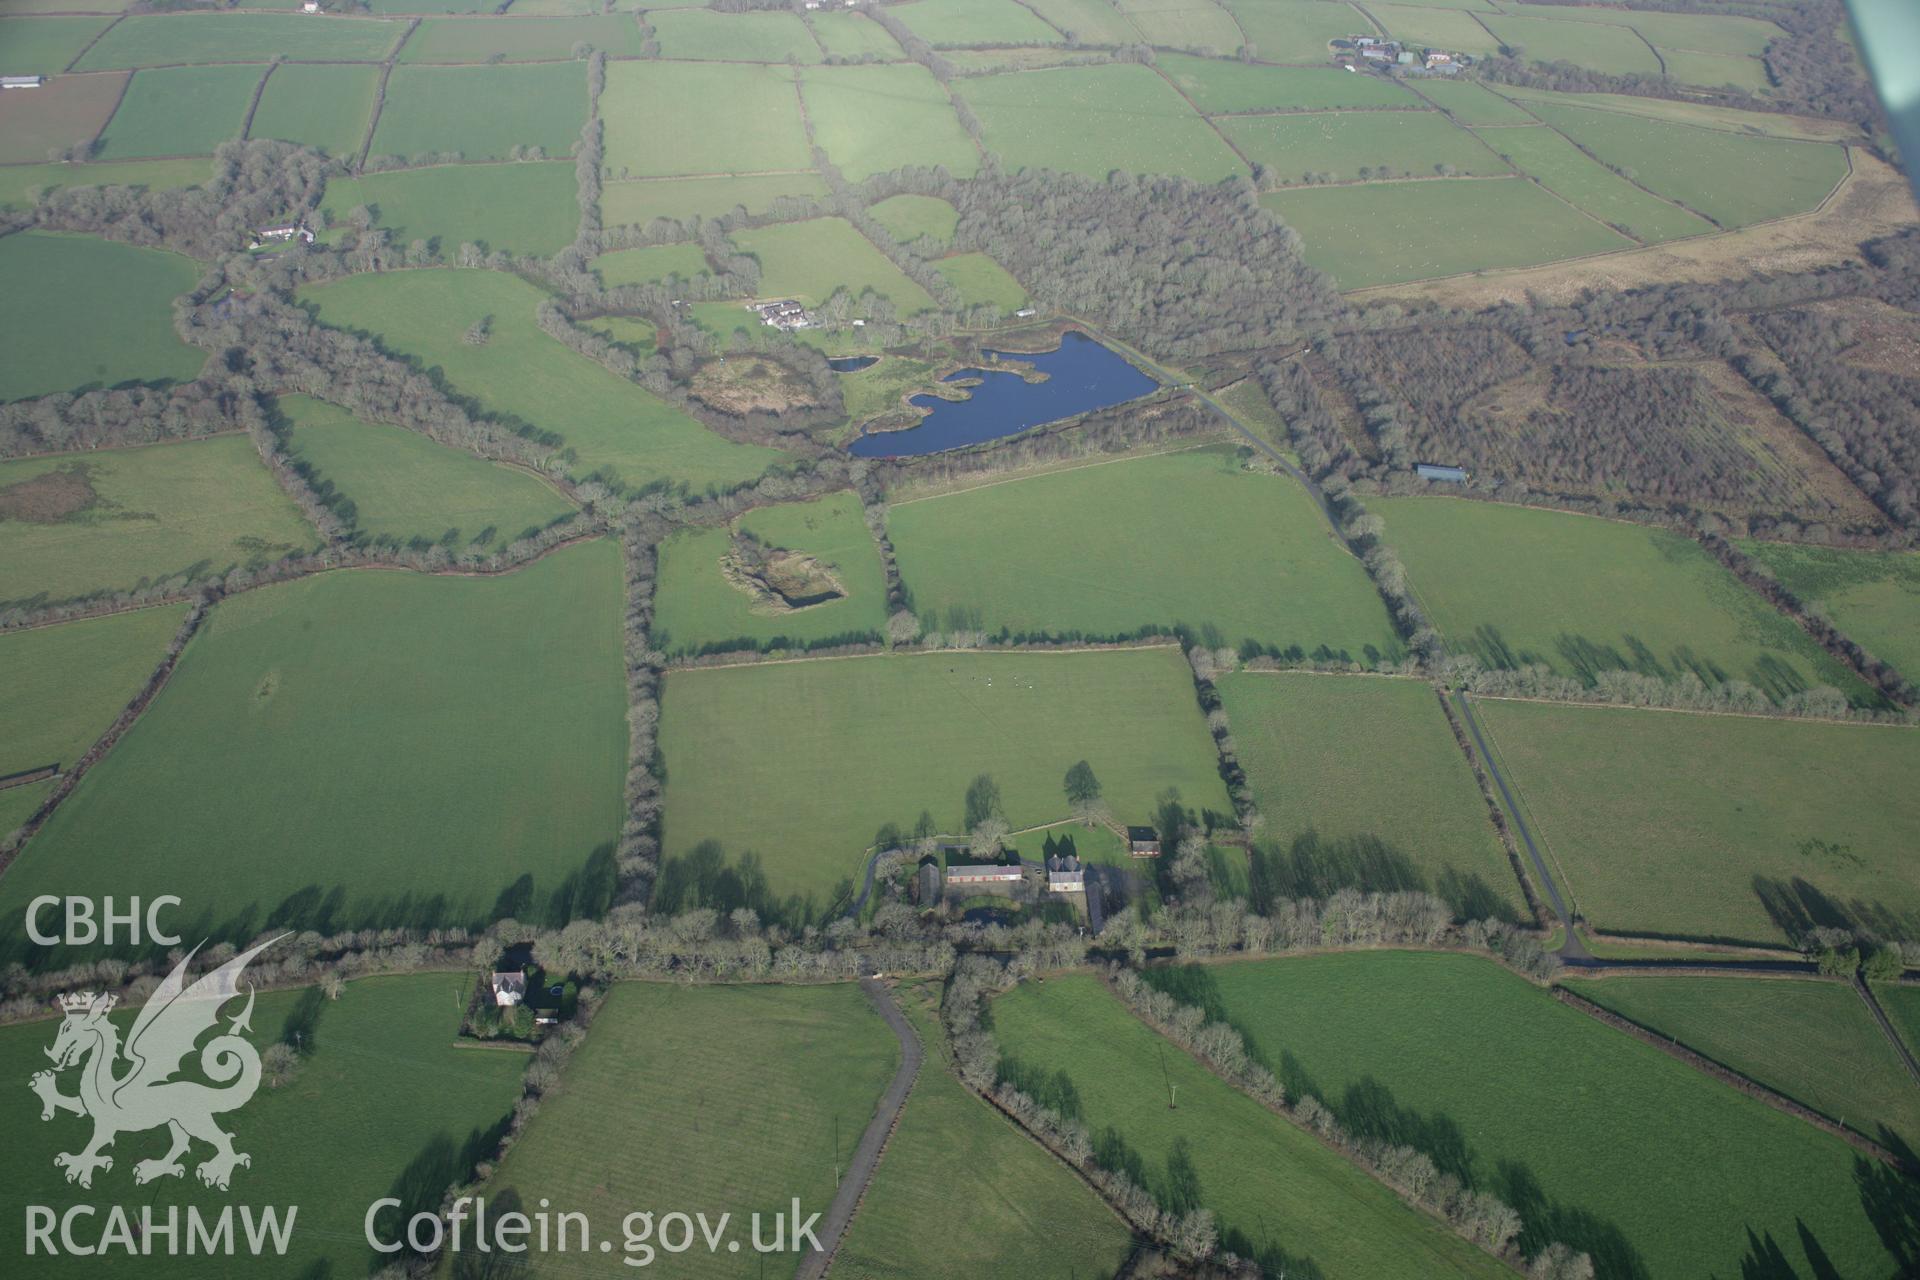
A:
[847,330,1158,458]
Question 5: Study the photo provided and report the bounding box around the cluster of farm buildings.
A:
[1334,35,1469,74]
[755,299,816,331]
[924,825,1162,906]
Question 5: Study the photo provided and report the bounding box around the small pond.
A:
[847,330,1158,458]
[827,354,878,372]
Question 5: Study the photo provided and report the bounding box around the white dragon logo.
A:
[30,936,283,1191]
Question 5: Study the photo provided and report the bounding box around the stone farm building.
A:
[947,864,1023,887]
[1127,826,1162,857]
[1045,855,1085,893]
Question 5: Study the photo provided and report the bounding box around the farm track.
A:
[799,977,922,1280]
[1855,976,1920,1089]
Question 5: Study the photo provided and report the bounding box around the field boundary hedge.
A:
[1551,983,1909,1169]
[0,599,204,865]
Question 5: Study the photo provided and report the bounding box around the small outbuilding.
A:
[1,75,45,90]
[1415,463,1467,483]
[1127,826,1162,858]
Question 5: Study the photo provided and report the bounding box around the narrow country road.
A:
[1855,975,1920,1088]
[794,978,923,1280]
[1450,691,1596,964]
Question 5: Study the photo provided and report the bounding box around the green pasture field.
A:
[651,8,820,62]
[800,63,979,180]
[583,314,655,354]
[591,241,711,286]
[1227,0,1371,62]
[0,15,110,73]
[0,231,202,402]
[0,158,210,210]
[1155,53,1416,112]
[1194,950,1898,1278]
[1879,984,1920,1062]
[1221,109,1508,180]
[992,974,1513,1279]
[370,62,585,162]
[1660,48,1772,93]
[95,64,261,160]
[892,0,1062,46]
[319,162,580,256]
[1474,697,1920,945]
[1493,83,1855,142]
[659,647,1232,907]
[1125,3,1245,52]
[0,975,525,1280]
[1411,77,1534,124]
[600,171,828,226]
[1008,820,1131,870]
[1525,101,1848,227]
[1369,4,1500,54]
[1743,542,1920,684]
[839,353,939,423]
[1370,497,1869,702]
[1213,375,1288,447]
[1024,0,1137,46]
[889,447,1400,655]
[246,62,380,158]
[1480,14,1662,77]
[1216,672,1522,919]
[361,0,492,10]
[957,64,1245,181]
[0,603,186,779]
[1513,3,1782,58]
[0,540,627,942]
[1563,974,1920,1147]
[303,269,786,494]
[277,394,576,552]
[1311,0,1487,10]
[835,981,1134,1280]
[1262,177,1629,288]
[733,217,935,311]
[77,12,403,69]
[651,489,890,655]
[930,251,1027,311]
[810,8,903,59]
[868,193,958,246]
[0,71,124,163]
[399,14,640,61]
[943,47,1087,72]
[601,60,811,178]
[1478,122,1712,242]
[0,0,129,12]
[0,782,47,839]
[489,982,899,1279]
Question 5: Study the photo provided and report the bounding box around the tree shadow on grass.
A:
[649,839,844,931]
[1755,876,1920,948]
[1495,1160,1648,1279]
[369,1119,513,1272]
[1248,831,1518,920]
[1855,1130,1920,1276]
[1275,1054,1647,1279]
[1,842,626,972]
